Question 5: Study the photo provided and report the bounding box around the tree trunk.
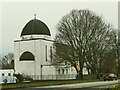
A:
[91,67,96,75]
[87,68,91,75]
[79,61,83,79]
[73,63,82,80]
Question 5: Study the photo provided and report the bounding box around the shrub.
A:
[13,73,33,82]
[13,73,24,82]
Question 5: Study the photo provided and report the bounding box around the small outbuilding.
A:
[0,69,16,84]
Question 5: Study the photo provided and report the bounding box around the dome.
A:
[21,18,51,37]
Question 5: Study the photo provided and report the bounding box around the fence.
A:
[29,74,77,80]
[0,74,77,83]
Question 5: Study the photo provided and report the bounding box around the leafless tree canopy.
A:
[0,52,14,69]
[52,9,117,78]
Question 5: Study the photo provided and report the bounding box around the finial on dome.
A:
[34,14,36,19]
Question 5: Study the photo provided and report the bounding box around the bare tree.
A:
[52,9,116,79]
[1,52,14,69]
[85,31,117,74]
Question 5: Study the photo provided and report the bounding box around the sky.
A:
[0,1,118,56]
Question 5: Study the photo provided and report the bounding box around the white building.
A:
[14,16,87,80]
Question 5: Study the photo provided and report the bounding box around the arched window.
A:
[58,69,60,74]
[62,69,64,74]
[66,69,68,74]
[20,51,35,61]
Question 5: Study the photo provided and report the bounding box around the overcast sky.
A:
[1,2,118,56]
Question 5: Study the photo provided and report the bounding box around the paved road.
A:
[5,80,119,90]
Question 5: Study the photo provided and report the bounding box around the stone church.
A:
[14,15,87,80]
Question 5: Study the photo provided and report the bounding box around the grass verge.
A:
[1,79,100,89]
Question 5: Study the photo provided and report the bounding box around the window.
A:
[2,73,4,76]
[50,46,52,62]
[58,69,60,74]
[66,69,68,74]
[62,69,64,74]
[20,51,35,61]
[45,45,47,61]
[8,73,11,76]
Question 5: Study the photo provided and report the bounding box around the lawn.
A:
[100,85,120,90]
[1,79,99,89]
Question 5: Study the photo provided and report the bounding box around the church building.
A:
[14,15,81,80]
[14,15,87,80]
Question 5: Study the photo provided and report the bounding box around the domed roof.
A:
[21,18,51,37]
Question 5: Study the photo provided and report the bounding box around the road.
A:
[4,80,119,90]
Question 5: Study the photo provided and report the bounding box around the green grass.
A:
[1,79,99,89]
[99,85,120,90]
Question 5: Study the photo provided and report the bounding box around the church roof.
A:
[20,17,51,37]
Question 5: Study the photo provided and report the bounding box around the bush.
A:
[13,73,33,82]
[13,73,24,82]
